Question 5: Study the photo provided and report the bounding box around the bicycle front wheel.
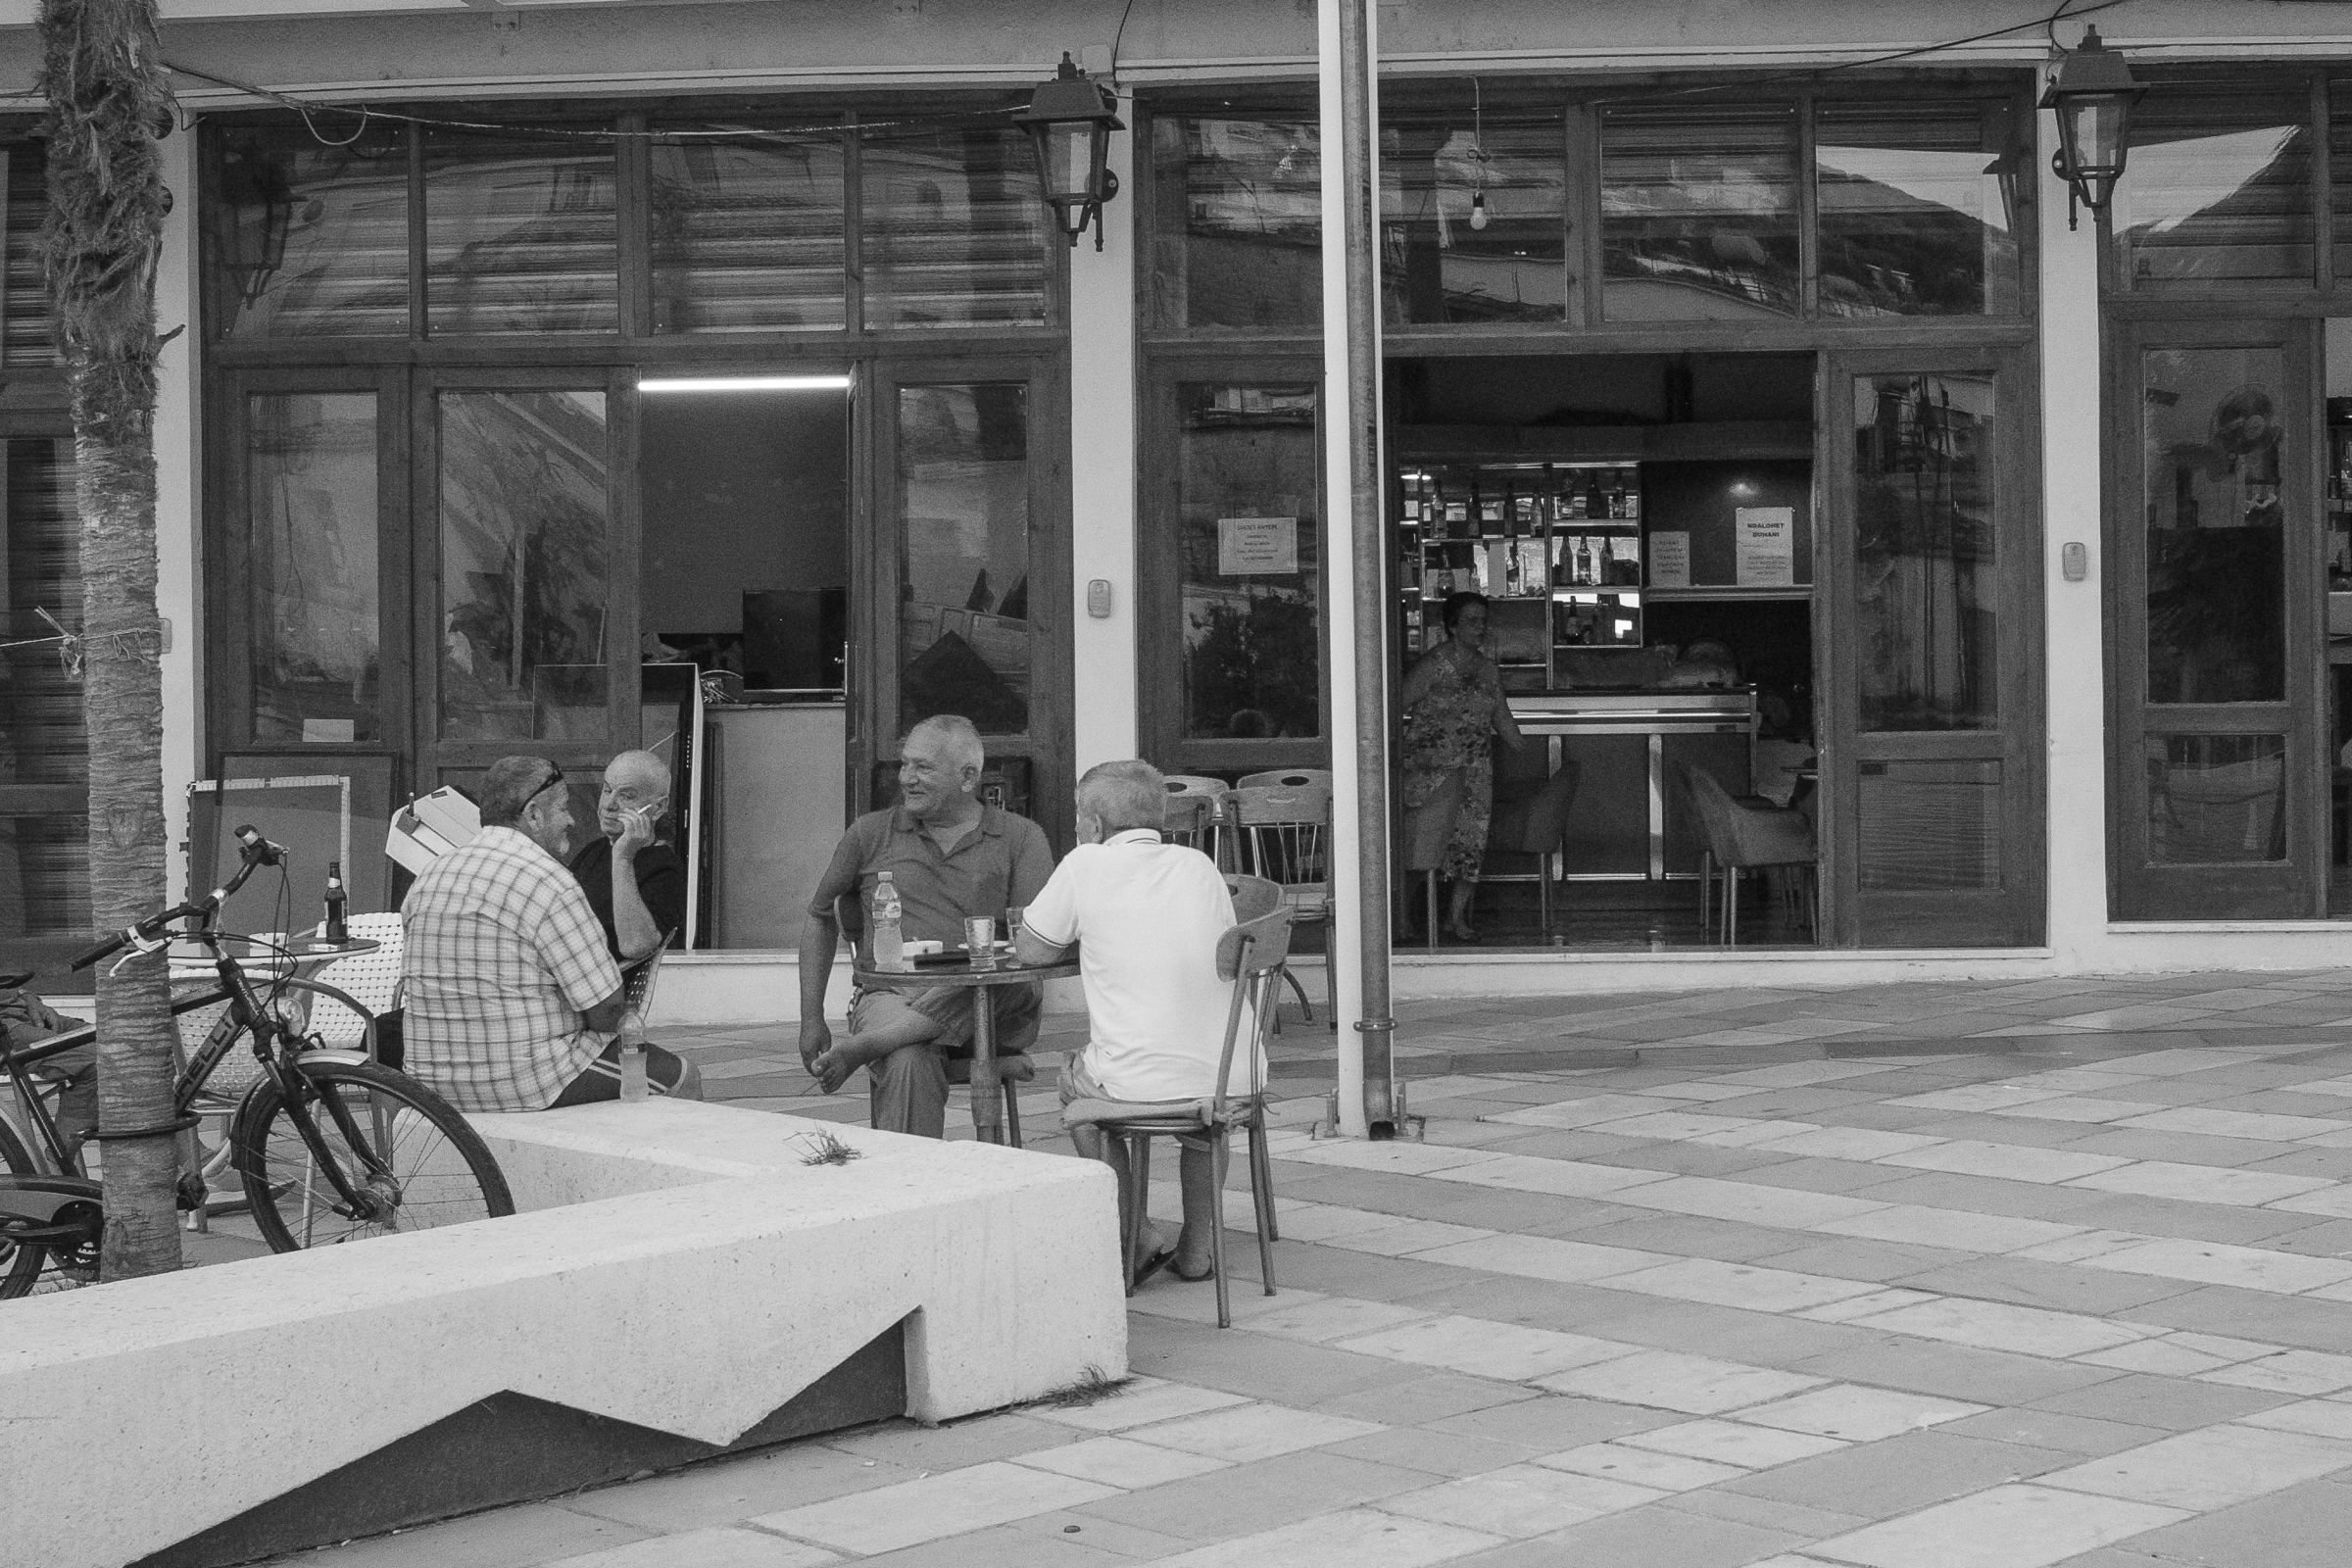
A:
[232,1060,514,1250]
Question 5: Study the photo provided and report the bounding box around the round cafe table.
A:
[852,948,1079,1145]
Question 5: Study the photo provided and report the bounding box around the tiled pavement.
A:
[270,971,2352,1567]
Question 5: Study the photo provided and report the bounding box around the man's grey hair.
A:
[1078,760,1167,835]
[906,713,986,776]
[479,755,563,828]
[604,749,670,796]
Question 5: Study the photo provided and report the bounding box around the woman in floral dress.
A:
[1399,592,1526,942]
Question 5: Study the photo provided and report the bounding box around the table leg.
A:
[971,990,1002,1145]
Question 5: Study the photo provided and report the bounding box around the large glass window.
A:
[210,123,411,339]
[1602,104,1800,320]
[0,439,85,959]
[2118,81,2315,286]
[649,132,847,333]
[1149,118,1322,329]
[247,392,379,744]
[438,389,612,740]
[897,383,1033,734]
[1175,383,1322,740]
[861,129,1050,329]
[1853,372,1999,730]
[424,131,618,335]
[1816,103,2019,317]
[1382,118,1568,324]
[2142,346,2286,705]
[1859,760,2003,889]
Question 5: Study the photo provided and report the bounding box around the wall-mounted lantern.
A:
[2042,25,2143,231]
[1015,53,1123,251]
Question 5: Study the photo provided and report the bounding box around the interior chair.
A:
[1489,754,1583,941]
[1398,773,1465,952]
[834,894,1029,1146]
[1685,767,1817,946]
[1061,904,1293,1328]
[1231,782,1330,1028]
[1162,774,1235,869]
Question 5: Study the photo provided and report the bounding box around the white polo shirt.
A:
[1023,829,1262,1102]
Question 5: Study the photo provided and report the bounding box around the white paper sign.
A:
[1648,530,1691,588]
[1218,516,1298,576]
[1736,507,1795,587]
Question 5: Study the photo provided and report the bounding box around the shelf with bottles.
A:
[1395,461,1645,652]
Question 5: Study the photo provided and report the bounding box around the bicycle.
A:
[0,827,513,1298]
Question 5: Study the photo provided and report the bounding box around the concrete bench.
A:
[0,1101,1125,1568]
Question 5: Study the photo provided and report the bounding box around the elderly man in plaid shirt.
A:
[402,756,703,1113]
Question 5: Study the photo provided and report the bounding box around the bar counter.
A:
[1507,687,1756,882]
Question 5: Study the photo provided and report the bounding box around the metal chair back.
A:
[1161,774,1235,868]
[1231,784,1331,909]
[621,930,675,1021]
[1210,906,1294,1113]
[1236,767,1334,791]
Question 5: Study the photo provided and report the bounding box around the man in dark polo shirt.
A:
[568,750,687,961]
[801,714,1054,1137]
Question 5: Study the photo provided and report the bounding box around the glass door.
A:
[415,368,633,825]
[2110,320,2324,919]
[1819,347,2043,946]
[866,358,1071,843]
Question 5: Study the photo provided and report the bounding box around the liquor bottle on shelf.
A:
[1585,470,1606,520]
[1623,469,1642,521]
[1499,482,1517,540]
[1563,476,1587,519]
[1468,477,1484,537]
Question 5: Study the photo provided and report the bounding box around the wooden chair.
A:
[833,895,1028,1146]
[1063,905,1293,1328]
[1232,783,1329,1027]
[1686,767,1816,945]
[1490,758,1583,941]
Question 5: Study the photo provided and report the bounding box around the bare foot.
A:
[1446,921,1479,943]
[808,1049,856,1095]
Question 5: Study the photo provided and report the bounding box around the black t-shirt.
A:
[568,837,688,959]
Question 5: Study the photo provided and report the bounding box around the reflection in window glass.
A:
[1816,103,2019,317]
[425,132,618,335]
[2147,734,2287,862]
[210,123,411,339]
[1177,385,1321,740]
[1602,104,1799,320]
[649,132,846,332]
[0,440,86,947]
[2143,346,2286,704]
[1149,119,1321,328]
[2117,80,2314,285]
[438,390,611,741]
[4,146,56,365]
[898,384,1032,735]
[1859,760,2002,890]
[249,393,378,744]
[1854,372,1998,730]
[1382,119,1567,324]
[862,129,1049,329]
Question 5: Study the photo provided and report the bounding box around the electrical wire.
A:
[160,57,1027,151]
[1111,0,1139,88]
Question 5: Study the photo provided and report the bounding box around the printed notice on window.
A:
[1735,507,1795,587]
[1218,516,1298,576]
[1648,530,1690,588]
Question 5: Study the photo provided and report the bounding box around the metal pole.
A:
[1318,0,1398,1138]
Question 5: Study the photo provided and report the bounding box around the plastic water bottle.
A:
[871,872,907,972]
[616,1010,650,1102]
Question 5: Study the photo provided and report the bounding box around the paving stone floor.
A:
[270,971,2352,1567]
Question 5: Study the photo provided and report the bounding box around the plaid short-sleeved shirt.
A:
[401,826,623,1112]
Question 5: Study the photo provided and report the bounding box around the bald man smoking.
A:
[570,750,688,961]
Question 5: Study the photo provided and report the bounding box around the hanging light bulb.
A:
[1469,189,1489,230]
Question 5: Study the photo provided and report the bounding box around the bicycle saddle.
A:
[0,971,33,990]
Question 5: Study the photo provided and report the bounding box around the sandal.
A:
[1130,1247,1178,1290]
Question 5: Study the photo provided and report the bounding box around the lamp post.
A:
[2042,25,2142,231]
[1015,53,1123,250]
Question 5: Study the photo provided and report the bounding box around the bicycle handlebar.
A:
[68,828,284,971]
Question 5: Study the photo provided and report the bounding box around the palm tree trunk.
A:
[42,0,178,1283]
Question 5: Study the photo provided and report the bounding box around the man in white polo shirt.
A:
[1015,759,1255,1285]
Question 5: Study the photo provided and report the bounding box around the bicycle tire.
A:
[232,1060,514,1251]
[0,1109,46,1297]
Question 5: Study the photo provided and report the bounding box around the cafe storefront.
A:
[5,2,2352,1008]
